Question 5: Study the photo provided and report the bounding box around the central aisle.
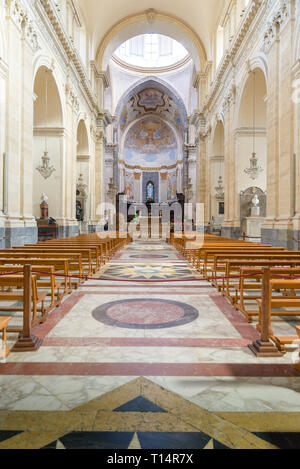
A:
[1,239,300,449]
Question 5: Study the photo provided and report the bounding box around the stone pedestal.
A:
[245,217,264,242]
[251,206,260,216]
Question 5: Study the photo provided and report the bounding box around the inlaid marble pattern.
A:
[0,240,300,449]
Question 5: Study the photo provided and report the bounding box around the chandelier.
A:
[244,71,263,181]
[215,176,224,201]
[244,152,263,180]
[36,69,56,180]
[36,151,56,180]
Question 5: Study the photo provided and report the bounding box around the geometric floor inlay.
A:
[92,299,199,329]
[0,376,291,449]
[99,264,198,280]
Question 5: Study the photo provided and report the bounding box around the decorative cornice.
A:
[105,143,118,153]
[204,0,265,112]
[38,0,98,113]
[33,126,66,137]
[120,160,183,172]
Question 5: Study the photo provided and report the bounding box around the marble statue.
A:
[41,193,48,203]
[251,194,260,216]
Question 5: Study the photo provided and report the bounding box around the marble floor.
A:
[1,240,300,449]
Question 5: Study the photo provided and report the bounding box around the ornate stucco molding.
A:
[204,0,265,112]
[65,82,80,113]
[5,0,40,52]
[262,1,291,53]
[36,0,98,114]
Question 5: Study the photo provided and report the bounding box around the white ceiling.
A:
[77,0,225,61]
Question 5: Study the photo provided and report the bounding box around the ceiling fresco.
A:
[124,117,178,168]
[119,88,183,135]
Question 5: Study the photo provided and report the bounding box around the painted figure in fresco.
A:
[146,182,154,201]
[138,88,165,110]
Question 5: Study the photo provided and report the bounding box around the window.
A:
[114,34,189,68]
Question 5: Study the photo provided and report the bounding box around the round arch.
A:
[115,76,189,131]
[235,60,268,129]
[120,113,183,167]
[33,57,66,126]
[76,118,90,156]
[236,67,267,130]
[211,120,225,157]
[95,10,206,72]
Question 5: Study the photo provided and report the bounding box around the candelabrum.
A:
[215,176,224,201]
[244,152,263,180]
[36,151,56,180]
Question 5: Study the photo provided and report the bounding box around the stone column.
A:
[4,0,37,246]
[262,1,295,248]
[222,84,240,238]
[20,16,38,242]
[61,81,79,237]
[0,45,8,246]
[160,172,167,203]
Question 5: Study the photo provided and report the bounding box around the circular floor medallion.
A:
[92,299,199,329]
[129,254,169,259]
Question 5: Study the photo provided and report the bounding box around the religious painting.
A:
[118,87,184,139]
[137,88,165,111]
[124,172,134,201]
[146,181,155,201]
[124,117,177,168]
[167,173,177,201]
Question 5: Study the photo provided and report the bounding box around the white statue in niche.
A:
[251,193,260,216]
[41,193,48,204]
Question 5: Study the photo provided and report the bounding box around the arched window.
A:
[146,181,155,201]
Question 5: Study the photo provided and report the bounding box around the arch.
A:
[146,181,155,201]
[95,10,206,72]
[235,60,268,129]
[237,67,267,129]
[115,76,189,130]
[212,120,225,157]
[33,65,63,128]
[33,56,66,126]
[77,119,90,156]
[120,113,183,167]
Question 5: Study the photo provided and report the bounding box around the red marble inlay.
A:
[42,337,252,348]
[106,300,185,325]
[1,362,299,377]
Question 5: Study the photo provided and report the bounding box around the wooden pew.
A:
[208,253,300,286]
[0,258,70,295]
[0,252,83,288]
[0,316,12,360]
[0,265,60,318]
[200,247,286,277]
[0,274,46,328]
[235,266,300,322]
[256,279,300,352]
